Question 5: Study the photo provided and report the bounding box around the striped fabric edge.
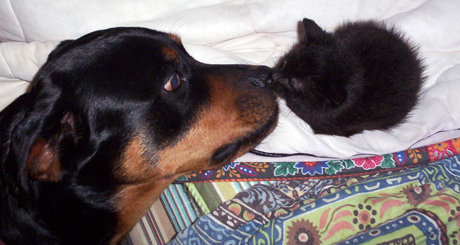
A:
[160,184,202,231]
[125,184,201,244]
[125,198,176,245]
[185,183,210,214]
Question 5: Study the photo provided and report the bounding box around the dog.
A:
[0,27,278,244]
[272,19,423,136]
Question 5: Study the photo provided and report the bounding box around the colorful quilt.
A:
[169,138,460,244]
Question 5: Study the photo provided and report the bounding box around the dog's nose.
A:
[248,66,273,88]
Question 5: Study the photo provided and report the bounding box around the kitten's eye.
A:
[164,74,181,92]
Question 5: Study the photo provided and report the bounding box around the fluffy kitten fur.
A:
[273,19,423,136]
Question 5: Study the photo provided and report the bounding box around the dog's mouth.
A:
[211,106,279,165]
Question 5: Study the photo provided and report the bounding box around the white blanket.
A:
[1,0,460,161]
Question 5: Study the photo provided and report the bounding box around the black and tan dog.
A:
[0,28,278,244]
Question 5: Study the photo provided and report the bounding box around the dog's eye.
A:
[164,74,181,92]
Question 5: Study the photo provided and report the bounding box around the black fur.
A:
[273,19,423,136]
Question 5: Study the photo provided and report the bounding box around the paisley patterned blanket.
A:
[170,138,460,244]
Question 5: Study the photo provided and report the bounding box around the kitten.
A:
[273,19,423,137]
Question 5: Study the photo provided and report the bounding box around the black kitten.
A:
[273,19,423,136]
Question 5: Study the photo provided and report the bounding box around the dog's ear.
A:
[26,111,76,182]
[300,18,328,43]
[3,79,78,182]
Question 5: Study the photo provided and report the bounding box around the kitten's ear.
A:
[301,18,327,43]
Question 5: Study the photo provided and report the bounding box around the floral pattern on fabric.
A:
[175,138,458,183]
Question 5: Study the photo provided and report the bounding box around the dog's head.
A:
[0,28,277,244]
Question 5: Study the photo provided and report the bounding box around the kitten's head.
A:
[273,18,333,98]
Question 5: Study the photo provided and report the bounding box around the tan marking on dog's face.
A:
[162,47,179,61]
[116,136,154,182]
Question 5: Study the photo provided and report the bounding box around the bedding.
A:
[1,0,460,244]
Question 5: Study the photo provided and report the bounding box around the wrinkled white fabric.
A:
[0,0,459,161]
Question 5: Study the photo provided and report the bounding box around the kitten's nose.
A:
[248,66,273,88]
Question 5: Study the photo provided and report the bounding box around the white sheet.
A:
[1,0,460,161]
